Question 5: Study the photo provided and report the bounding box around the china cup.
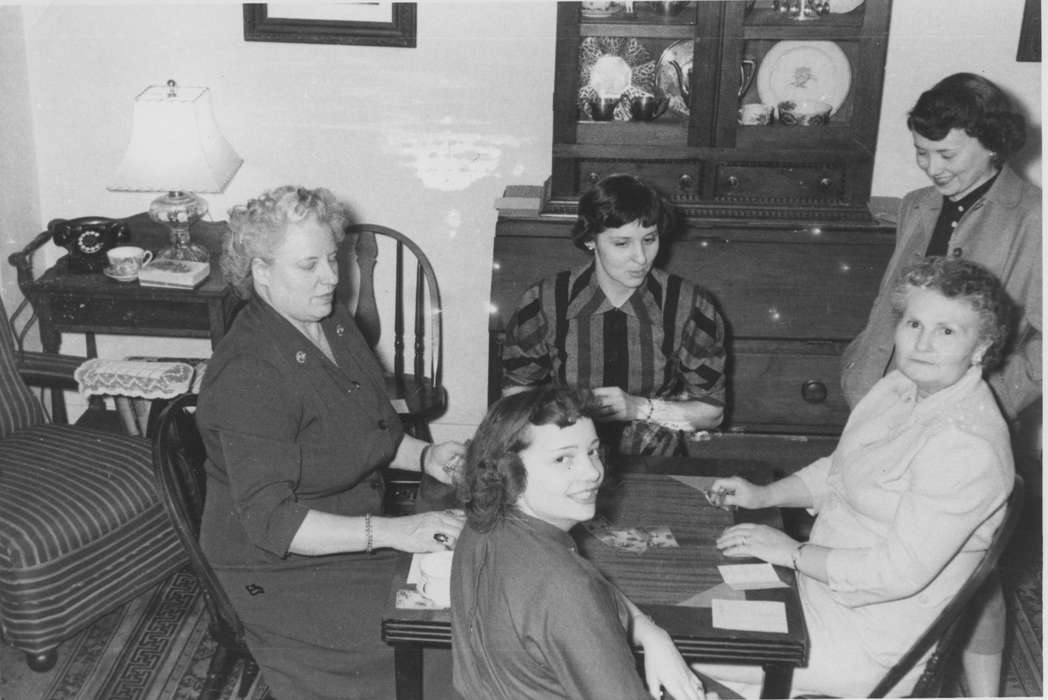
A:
[590,96,620,121]
[106,246,153,279]
[738,103,775,126]
[417,550,454,608]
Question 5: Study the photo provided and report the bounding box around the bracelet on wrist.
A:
[791,542,808,571]
[364,513,374,554]
[420,443,432,473]
[641,398,655,422]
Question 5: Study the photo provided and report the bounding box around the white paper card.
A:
[391,399,409,413]
[407,553,423,584]
[718,563,788,590]
[712,599,788,633]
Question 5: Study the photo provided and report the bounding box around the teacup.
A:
[106,246,153,278]
[590,96,619,121]
[777,100,832,126]
[630,95,668,121]
[738,103,775,126]
[417,550,453,608]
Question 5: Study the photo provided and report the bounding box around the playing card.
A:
[395,588,447,610]
[645,525,679,548]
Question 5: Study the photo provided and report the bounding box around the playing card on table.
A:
[582,516,678,552]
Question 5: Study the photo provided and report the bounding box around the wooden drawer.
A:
[575,160,702,199]
[714,163,846,202]
[728,340,850,434]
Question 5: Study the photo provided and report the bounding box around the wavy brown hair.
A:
[459,387,601,532]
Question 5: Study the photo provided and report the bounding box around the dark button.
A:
[378,419,389,430]
[952,247,963,257]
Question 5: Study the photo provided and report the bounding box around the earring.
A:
[585,242,595,251]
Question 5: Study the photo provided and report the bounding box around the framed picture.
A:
[243,3,417,48]
[1016,0,1040,62]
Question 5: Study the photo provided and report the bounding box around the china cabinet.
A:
[490,1,900,468]
[548,0,891,221]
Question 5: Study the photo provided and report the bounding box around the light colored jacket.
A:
[791,367,1013,695]
[841,164,1042,419]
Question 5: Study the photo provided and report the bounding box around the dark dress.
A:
[450,511,650,699]
[196,296,404,700]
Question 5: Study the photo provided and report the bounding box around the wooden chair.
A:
[152,393,267,700]
[338,224,447,512]
[0,295,186,671]
[338,223,446,441]
[800,473,1025,698]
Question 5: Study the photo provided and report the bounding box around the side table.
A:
[8,213,240,424]
[9,213,240,357]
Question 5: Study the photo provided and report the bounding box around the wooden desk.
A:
[382,466,809,699]
[9,213,240,356]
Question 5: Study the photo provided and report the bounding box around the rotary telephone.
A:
[49,216,130,273]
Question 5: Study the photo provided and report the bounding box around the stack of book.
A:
[138,259,210,289]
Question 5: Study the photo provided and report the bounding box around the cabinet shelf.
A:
[551,0,892,220]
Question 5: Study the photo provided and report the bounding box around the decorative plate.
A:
[828,0,864,13]
[578,37,658,121]
[656,39,694,117]
[756,40,851,115]
[103,266,138,282]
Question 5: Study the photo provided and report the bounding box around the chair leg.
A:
[200,644,238,700]
[238,655,262,699]
[25,648,58,672]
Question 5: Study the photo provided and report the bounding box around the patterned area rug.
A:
[4,569,270,700]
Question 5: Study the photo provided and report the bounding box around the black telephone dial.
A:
[49,216,130,273]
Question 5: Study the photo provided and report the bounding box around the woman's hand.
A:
[592,386,645,422]
[716,523,798,569]
[709,476,766,510]
[377,509,465,553]
[423,441,467,485]
[633,617,711,700]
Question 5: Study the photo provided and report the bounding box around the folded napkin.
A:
[75,359,195,399]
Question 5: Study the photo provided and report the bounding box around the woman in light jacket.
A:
[840,72,1040,695]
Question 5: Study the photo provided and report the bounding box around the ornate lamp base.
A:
[148,191,211,263]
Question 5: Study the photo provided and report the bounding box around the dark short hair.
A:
[889,256,1014,371]
[570,173,675,252]
[907,73,1026,164]
[459,387,601,532]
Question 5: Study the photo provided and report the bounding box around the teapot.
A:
[671,58,757,104]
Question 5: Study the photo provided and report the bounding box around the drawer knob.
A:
[727,175,740,189]
[678,173,695,192]
[818,177,832,190]
[587,171,601,184]
[801,379,828,404]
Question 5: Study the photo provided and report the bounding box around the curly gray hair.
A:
[223,186,347,298]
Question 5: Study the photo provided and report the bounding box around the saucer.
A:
[103,266,139,283]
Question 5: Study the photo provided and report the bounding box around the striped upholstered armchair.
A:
[0,294,186,671]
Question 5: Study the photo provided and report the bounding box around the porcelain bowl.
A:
[777,100,832,126]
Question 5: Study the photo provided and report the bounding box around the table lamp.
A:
[108,80,242,263]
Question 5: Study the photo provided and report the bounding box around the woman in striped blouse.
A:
[500,173,727,456]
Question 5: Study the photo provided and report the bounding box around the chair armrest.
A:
[17,350,84,392]
[8,229,53,293]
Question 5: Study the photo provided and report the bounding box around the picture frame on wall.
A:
[243,3,417,48]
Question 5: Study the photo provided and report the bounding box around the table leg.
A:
[393,643,424,700]
[760,663,794,699]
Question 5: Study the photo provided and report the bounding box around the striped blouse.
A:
[501,264,726,406]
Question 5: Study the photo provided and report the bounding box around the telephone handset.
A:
[49,216,130,273]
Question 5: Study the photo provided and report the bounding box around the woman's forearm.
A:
[760,474,815,509]
[288,510,371,555]
[390,434,428,472]
[647,398,724,431]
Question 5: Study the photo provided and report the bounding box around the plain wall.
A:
[0,0,1041,440]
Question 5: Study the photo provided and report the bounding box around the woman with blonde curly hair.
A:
[197,185,466,699]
